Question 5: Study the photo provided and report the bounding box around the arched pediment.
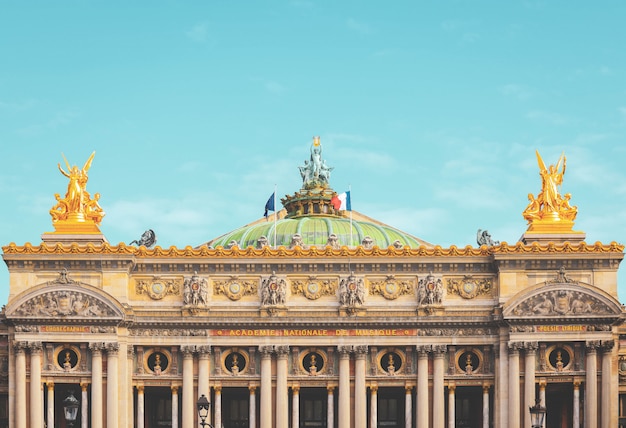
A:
[5,270,125,322]
[503,280,623,319]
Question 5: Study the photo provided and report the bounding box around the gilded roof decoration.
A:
[522,151,579,233]
[3,241,624,257]
[49,152,105,233]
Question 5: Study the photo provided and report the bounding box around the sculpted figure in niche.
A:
[63,351,72,371]
[231,354,240,375]
[261,271,286,306]
[386,354,396,375]
[339,272,365,307]
[308,354,318,375]
[153,354,162,375]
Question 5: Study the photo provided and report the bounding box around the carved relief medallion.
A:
[369,275,414,300]
[136,276,181,300]
[214,276,257,301]
[447,276,492,299]
[291,276,336,300]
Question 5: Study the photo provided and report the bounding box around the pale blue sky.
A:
[1,1,626,305]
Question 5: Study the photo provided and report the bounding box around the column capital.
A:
[89,342,105,353]
[354,345,368,357]
[13,341,28,353]
[171,385,179,394]
[405,385,413,394]
[214,385,222,393]
[432,345,447,357]
[600,340,614,353]
[197,345,212,357]
[573,380,581,389]
[259,345,273,357]
[585,340,601,353]
[28,341,43,353]
[337,345,352,357]
[524,341,539,352]
[47,382,55,391]
[370,384,378,393]
[292,385,300,394]
[249,385,257,394]
[327,385,335,393]
[416,345,431,356]
[508,341,523,354]
[106,342,120,356]
[136,385,145,393]
[275,345,290,357]
[448,384,456,393]
[180,345,196,357]
[482,384,490,394]
[80,382,89,392]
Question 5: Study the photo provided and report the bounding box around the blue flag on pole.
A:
[264,192,275,218]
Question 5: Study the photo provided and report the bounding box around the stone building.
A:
[1,141,625,428]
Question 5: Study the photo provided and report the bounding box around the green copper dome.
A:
[205,137,431,249]
[207,210,430,249]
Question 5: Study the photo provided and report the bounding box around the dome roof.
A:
[206,210,431,249]
[204,137,431,250]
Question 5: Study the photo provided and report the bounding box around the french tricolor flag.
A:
[331,191,351,211]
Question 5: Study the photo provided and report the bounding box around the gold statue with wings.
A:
[50,152,105,227]
[523,150,576,224]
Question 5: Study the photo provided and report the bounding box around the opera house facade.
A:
[1,141,625,428]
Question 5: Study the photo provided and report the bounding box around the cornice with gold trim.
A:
[3,241,623,258]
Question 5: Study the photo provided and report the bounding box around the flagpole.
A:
[349,184,353,246]
[273,184,277,248]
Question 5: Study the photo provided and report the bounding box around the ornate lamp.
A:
[529,398,546,428]
[63,391,80,427]
[197,394,213,428]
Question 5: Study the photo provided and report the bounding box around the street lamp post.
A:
[63,391,80,428]
[197,394,214,428]
[529,397,546,428]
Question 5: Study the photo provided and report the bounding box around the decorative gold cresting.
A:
[522,151,579,234]
[49,152,104,233]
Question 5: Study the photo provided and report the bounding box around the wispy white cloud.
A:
[186,22,210,43]
[526,110,569,125]
[500,84,534,100]
[346,18,372,35]
[265,80,286,93]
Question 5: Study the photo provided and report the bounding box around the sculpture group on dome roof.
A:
[522,150,577,225]
[298,136,334,190]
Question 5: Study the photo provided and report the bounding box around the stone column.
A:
[448,384,455,428]
[585,341,599,428]
[327,386,335,428]
[46,382,54,428]
[90,343,104,428]
[29,342,43,428]
[496,339,509,428]
[127,347,135,426]
[81,382,89,428]
[292,385,300,428]
[370,385,378,428]
[354,346,368,428]
[482,385,490,428]
[260,346,273,428]
[416,346,429,428]
[601,341,614,428]
[15,342,27,428]
[198,346,211,406]
[214,386,222,428]
[338,346,351,428]
[433,345,446,428]
[171,386,179,428]
[524,342,538,428]
[573,381,580,428]
[508,342,521,428]
[181,346,195,428]
[249,386,257,428]
[405,386,412,428]
[276,346,289,428]
[106,343,120,428]
[137,386,145,428]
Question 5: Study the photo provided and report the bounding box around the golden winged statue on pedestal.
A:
[49,151,105,231]
[523,150,577,226]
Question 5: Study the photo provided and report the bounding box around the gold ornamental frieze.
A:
[214,276,257,301]
[446,275,493,299]
[291,276,337,300]
[368,275,415,300]
[135,276,181,300]
[3,241,623,256]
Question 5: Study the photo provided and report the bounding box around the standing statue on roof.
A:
[523,150,577,224]
[299,136,334,189]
